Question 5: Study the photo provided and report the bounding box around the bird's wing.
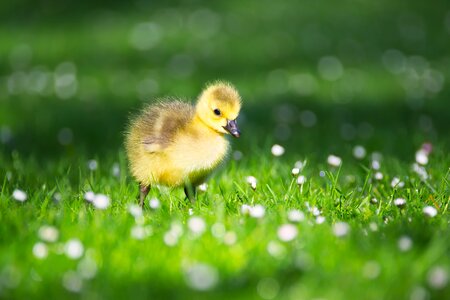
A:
[140,100,194,153]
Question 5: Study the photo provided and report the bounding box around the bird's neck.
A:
[191,114,224,137]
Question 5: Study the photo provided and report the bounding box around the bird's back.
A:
[125,100,195,184]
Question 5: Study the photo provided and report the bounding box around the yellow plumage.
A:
[125,81,242,206]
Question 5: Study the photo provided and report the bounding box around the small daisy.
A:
[87,159,98,171]
[291,167,300,176]
[92,194,110,210]
[315,216,326,224]
[427,266,448,290]
[12,189,27,202]
[327,155,342,167]
[415,149,428,165]
[394,198,406,208]
[223,231,237,245]
[246,176,257,190]
[65,239,84,259]
[391,177,405,188]
[241,204,251,215]
[271,144,285,157]
[277,224,298,242]
[149,198,160,209]
[353,145,366,159]
[188,217,206,235]
[333,222,350,237]
[371,160,381,170]
[38,225,59,243]
[287,209,305,222]
[84,191,95,202]
[32,242,48,259]
[128,204,143,219]
[249,204,265,219]
[398,235,412,252]
[423,206,437,218]
[296,175,307,185]
[294,160,306,170]
[374,172,383,180]
[198,183,208,192]
[184,263,219,291]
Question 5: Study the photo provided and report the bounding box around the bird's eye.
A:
[213,109,221,116]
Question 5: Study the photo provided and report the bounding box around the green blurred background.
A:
[1,0,449,162]
[1,1,450,299]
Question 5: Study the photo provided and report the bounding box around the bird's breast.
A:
[168,133,229,174]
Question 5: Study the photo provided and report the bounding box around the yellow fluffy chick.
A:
[125,81,242,207]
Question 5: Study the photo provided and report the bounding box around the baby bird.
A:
[125,81,242,207]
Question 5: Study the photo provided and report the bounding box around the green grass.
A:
[1,0,449,299]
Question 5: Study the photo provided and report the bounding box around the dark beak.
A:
[224,119,240,138]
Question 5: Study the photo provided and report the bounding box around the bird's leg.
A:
[139,184,150,208]
[184,184,196,204]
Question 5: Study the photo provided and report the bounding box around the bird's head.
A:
[195,81,242,138]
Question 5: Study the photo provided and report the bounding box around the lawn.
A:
[0,0,449,299]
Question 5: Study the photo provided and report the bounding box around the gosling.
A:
[125,81,242,207]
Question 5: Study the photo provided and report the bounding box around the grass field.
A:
[1,0,449,299]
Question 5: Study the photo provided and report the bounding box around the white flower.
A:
[310,206,321,216]
[291,167,300,176]
[271,144,285,157]
[65,239,84,259]
[371,160,381,170]
[398,235,412,252]
[412,163,428,180]
[249,205,265,218]
[12,189,27,202]
[423,206,437,218]
[294,160,305,170]
[315,216,326,224]
[38,225,59,242]
[198,183,208,192]
[374,172,383,180]
[111,163,120,177]
[87,159,98,171]
[287,209,305,222]
[296,175,307,185]
[327,155,342,167]
[32,242,48,259]
[267,241,286,259]
[333,222,350,237]
[62,271,83,293]
[185,264,219,291]
[246,176,257,190]
[163,231,179,247]
[241,204,251,215]
[353,145,366,159]
[427,266,448,290]
[130,225,149,240]
[223,231,237,245]
[188,217,206,235]
[277,224,298,242]
[92,194,110,209]
[415,149,428,165]
[394,198,406,207]
[84,191,95,202]
[77,255,98,279]
[149,198,160,209]
[391,177,405,188]
[128,204,143,218]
